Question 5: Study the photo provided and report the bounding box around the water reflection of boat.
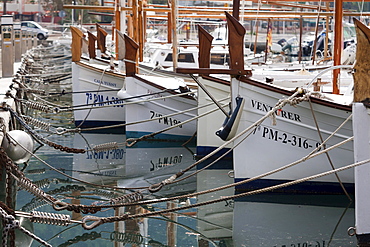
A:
[196,169,234,244]
[233,194,355,246]
[73,131,196,196]
[120,139,197,197]
[72,133,126,185]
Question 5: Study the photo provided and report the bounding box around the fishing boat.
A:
[228,12,355,194]
[177,11,355,194]
[70,26,126,132]
[117,34,198,141]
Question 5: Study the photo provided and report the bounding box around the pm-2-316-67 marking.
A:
[253,126,321,150]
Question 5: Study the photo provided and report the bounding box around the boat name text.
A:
[253,126,321,150]
[251,99,301,122]
[274,240,326,247]
[86,149,125,160]
[86,93,125,107]
[93,79,117,88]
[150,155,183,171]
[150,111,183,128]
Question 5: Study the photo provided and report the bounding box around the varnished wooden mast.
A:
[114,0,121,60]
[171,0,178,70]
[70,26,84,62]
[124,34,139,76]
[353,19,370,103]
[87,31,97,59]
[332,0,343,94]
[198,25,213,70]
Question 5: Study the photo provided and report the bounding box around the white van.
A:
[21,21,49,40]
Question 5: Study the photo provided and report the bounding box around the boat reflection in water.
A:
[17,131,357,246]
[233,193,355,246]
[72,133,126,185]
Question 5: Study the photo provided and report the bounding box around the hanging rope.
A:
[56,96,230,135]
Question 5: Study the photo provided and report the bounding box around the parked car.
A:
[21,21,49,40]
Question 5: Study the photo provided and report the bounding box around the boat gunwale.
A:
[75,61,126,79]
[132,74,197,101]
[239,76,352,112]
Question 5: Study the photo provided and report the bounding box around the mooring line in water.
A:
[76,67,109,129]
[2,116,354,216]
[81,158,370,230]
[57,96,230,135]
[66,89,196,112]
[308,98,353,200]
[147,88,311,192]
[5,106,86,154]
[0,205,52,247]
[2,86,356,220]
[124,103,228,147]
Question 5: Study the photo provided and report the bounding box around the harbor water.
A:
[13,78,358,246]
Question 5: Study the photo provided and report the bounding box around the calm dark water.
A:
[14,78,357,247]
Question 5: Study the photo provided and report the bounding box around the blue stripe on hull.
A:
[74,121,126,133]
[126,131,197,144]
[234,178,355,195]
[196,146,233,170]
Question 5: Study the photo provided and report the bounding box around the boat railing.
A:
[305,64,354,92]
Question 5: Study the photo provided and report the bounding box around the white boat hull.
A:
[72,62,126,132]
[119,75,197,141]
[231,78,354,194]
[196,76,234,166]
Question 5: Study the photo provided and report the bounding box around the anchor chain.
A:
[0,205,52,247]
[0,147,57,204]
[58,231,101,247]
[5,160,15,247]
[4,105,85,154]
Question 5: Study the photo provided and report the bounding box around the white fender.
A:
[2,130,34,164]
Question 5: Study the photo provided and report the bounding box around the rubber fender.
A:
[215,96,245,141]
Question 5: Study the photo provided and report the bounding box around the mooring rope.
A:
[125,102,228,147]
[81,158,370,230]
[308,98,352,200]
[76,67,108,128]
[66,89,196,112]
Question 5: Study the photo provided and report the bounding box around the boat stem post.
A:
[353,18,370,246]
[353,102,370,246]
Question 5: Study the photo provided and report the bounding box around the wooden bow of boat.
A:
[176,12,252,77]
[225,11,245,72]
[124,34,139,76]
[96,23,108,54]
[198,25,213,70]
[70,26,84,62]
[87,31,97,59]
[353,18,370,103]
